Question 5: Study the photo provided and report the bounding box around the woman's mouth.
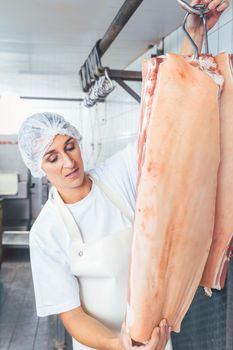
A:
[65,168,79,179]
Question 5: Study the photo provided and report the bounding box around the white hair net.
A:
[18,112,82,178]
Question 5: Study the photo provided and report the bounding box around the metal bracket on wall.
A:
[108,69,142,103]
[113,77,141,103]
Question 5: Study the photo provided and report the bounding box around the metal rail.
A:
[98,0,144,57]
[108,69,142,82]
[79,0,144,104]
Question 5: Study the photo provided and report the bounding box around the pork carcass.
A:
[200,53,233,292]
[127,53,222,342]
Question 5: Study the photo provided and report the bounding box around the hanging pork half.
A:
[127,53,222,342]
[200,53,233,292]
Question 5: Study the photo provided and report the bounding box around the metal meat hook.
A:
[177,0,210,60]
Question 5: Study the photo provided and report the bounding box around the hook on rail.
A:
[177,0,210,59]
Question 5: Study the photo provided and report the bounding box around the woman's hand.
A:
[186,0,229,35]
[180,0,229,54]
[118,319,171,350]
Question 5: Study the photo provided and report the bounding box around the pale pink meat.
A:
[137,57,163,187]
[127,53,221,342]
[200,53,233,291]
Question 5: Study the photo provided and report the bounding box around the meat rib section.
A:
[127,53,221,342]
[200,53,233,291]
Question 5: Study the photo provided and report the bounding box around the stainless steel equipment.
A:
[0,134,48,249]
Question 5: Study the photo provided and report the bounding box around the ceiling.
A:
[0,0,185,95]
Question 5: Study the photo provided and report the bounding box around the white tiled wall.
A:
[80,45,161,170]
[80,85,140,170]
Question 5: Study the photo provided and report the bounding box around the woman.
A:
[19,113,170,350]
[18,1,229,349]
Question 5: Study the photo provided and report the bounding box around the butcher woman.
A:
[18,1,229,349]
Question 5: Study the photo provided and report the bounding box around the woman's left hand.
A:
[119,320,171,350]
[187,0,229,34]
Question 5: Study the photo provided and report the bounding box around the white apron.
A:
[50,175,173,350]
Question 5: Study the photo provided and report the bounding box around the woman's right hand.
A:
[118,319,171,350]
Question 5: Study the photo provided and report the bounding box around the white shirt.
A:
[30,141,137,317]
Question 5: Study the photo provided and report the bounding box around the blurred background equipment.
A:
[0,135,48,249]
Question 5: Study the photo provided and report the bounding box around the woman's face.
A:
[41,134,85,191]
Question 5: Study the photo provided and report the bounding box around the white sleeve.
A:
[30,235,80,317]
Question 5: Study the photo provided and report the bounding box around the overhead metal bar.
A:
[108,69,142,82]
[79,0,144,105]
[98,0,144,57]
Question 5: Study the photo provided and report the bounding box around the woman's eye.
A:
[48,157,57,163]
[66,145,75,151]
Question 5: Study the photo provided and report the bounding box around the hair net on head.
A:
[18,112,82,178]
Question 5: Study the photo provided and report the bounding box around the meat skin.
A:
[200,53,233,290]
[127,53,222,342]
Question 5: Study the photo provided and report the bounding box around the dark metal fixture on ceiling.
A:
[79,0,145,106]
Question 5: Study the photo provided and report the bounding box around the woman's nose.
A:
[62,153,75,168]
